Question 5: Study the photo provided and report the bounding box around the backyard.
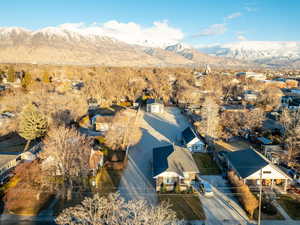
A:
[158,194,205,220]
[193,153,221,175]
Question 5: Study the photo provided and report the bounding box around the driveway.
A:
[199,175,250,225]
[117,107,253,224]
[118,107,190,204]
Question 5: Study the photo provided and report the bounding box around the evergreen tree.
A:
[7,66,16,82]
[18,104,48,151]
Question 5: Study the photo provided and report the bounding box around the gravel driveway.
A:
[118,107,189,204]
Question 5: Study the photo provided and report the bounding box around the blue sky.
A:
[1,0,299,46]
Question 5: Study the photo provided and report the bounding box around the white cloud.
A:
[237,35,247,41]
[196,24,227,37]
[225,12,242,20]
[58,20,184,48]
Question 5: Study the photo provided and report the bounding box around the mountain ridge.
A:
[0,26,249,67]
[198,41,300,68]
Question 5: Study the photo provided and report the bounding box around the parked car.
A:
[200,181,214,197]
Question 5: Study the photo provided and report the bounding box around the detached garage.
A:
[146,99,164,113]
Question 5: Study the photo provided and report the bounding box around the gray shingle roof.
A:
[182,127,196,144]
[227,149,268,178]
[153,145,199,177]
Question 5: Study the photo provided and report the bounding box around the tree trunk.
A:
[67,180,73,201]
[23,139,31,152]
[36,192,40,201]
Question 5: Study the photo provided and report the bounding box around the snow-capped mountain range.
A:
[0,26,248,67]
[0,26,298,67]
[198,41,300,67]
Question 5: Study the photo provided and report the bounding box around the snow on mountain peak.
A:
[199,41,300,61]
[0,21,184,48]
[0,27,31,35]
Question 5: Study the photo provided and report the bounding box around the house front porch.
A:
[155,176,190,192]
[244,178,290,193]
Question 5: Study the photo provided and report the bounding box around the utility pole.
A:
[258,168,263,225]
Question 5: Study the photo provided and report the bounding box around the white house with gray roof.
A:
[226,149,292,192]
[182,127,205,152]
[152,145,199,192]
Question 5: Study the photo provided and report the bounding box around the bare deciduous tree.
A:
[105,109,142,151]
[220,108,264,140]
[198,96,220,145]
[280,109,300,168]
[55,192,181,225]
[257,87,283,111]
[41,126,92,200]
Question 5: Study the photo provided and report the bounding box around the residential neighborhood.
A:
[0,1,300,224]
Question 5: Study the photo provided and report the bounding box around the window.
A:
[263,171,271,174]
[164,176,174,184]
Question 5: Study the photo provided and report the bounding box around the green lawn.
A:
[159,194,205,220]
[193,153,221,175]
[278,195,300,220]
[253,202,285,220]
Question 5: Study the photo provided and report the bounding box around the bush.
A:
[161,183,167,193]
[228,171,259,218]
[261,201,277,215]
[174,183,180,193]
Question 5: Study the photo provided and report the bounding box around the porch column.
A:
[271,179,274,189]
[284,179,288,192]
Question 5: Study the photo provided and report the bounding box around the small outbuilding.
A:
[146,99,164,113]
[182,127,205,152]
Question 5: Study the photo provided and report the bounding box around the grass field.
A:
[193,153,221,175]
[159,194,205,220]
[278,195,300,220]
